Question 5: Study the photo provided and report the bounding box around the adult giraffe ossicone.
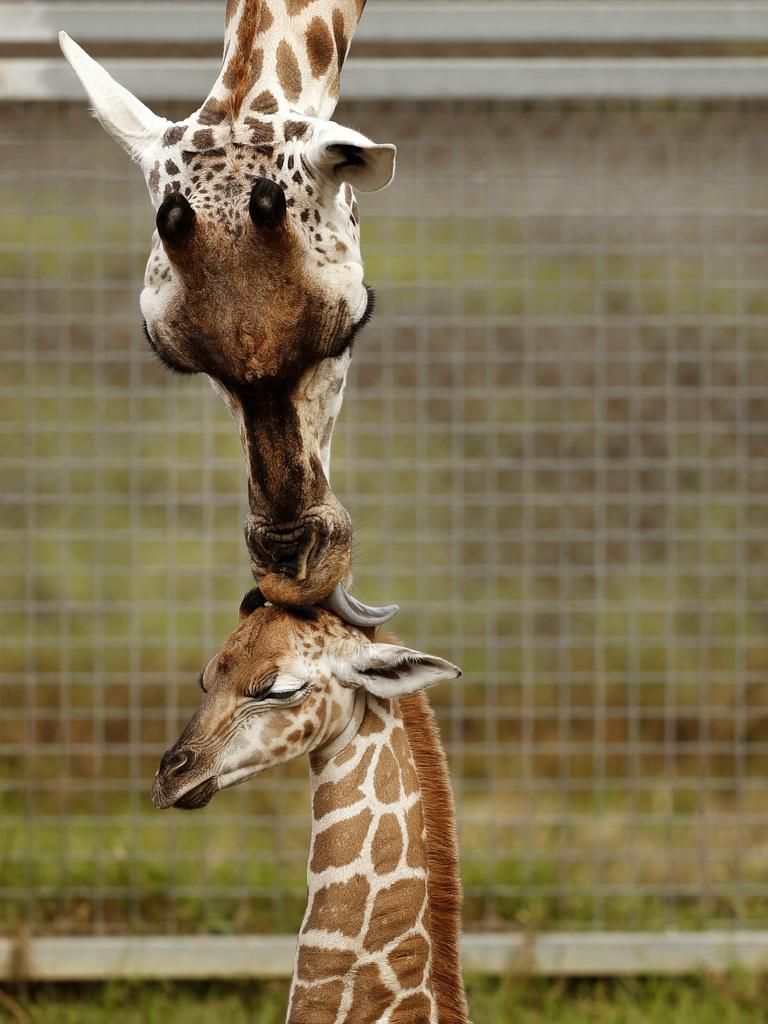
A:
[59,1,397,617]
[152,589,470,1024]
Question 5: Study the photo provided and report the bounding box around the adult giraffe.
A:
[152,590,470,1024]
[59,1,396,620]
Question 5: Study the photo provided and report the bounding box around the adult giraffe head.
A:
[60,1,396,611]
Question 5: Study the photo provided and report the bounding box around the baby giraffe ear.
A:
[307,122,396,193]
[335,644,461,698]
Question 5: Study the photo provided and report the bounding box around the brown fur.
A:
[397,690,469,1024]
[306,17,335,78]
[223,1,265,119]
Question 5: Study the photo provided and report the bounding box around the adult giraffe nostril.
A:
[156,193,196,247]
[249,178,287,230]
[160,746,196,777]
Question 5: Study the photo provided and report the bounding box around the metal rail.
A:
[4,3,768,100]
[4,56,768,100]
[2,2,768,44]
[2,932,768,980]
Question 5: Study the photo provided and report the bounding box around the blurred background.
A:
[1,0,768,995]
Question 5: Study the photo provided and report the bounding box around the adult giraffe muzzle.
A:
[59,0,397,616]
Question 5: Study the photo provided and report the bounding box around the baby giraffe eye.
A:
[247,673,308,702]
[245,671,278,700]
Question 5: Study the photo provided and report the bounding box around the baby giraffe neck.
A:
[287,694,440,1024]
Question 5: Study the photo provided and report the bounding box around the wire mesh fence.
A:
[1,97,767,939]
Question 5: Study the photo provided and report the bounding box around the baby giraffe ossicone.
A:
[153,589,469,1024]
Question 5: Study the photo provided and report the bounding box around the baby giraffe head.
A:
[152,589,460,810]
[59,1,396,609]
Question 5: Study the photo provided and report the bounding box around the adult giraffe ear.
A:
[307,122,396,193]
[333,644,461,698]
[59,32,169,162]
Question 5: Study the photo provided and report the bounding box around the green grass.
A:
[2,976,767,1024]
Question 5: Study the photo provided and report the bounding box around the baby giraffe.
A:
[152,588,470,1024]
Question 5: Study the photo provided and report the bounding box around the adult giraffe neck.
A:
[286,692,469,1024]
[213,0,368,122]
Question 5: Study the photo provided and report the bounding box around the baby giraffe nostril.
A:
[160,746,195,777]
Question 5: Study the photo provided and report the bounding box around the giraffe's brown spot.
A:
[314,746,374,820]
[374,746,401,804]
[245,117,275,144]
[191,129,215,150]
[198,98,229,125]
[223,45,264,95]
[265,712,294,743]
[285,0,315,13]
[390,992,433,1023]
[222,2,265,119]
[250,89,279,114]
[165,159,180,176]
[391,726,419,796]
[333,743,357,767]
[372,812,403,874]
[363,877,427,952]
[358,704,385,737]
[256,2,274,33]
[341,963,393,1024]
[404,802,428,870]
[272,744,288,756]
[276,40,303,104]
[332,7,348,72]
[287,729,302,742]
[289,979,344,1024]
[296,944,356,982]
[305,872,370,937]
[310,808,372,872]
[306,16,335,78]
[284,120,309,142]
[388,933,430,990]
[163,125,186,146]
[225,0,240,24]
[148,161,160,195]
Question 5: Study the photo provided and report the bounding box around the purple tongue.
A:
[320,582,399,627]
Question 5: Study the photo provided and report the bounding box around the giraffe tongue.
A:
[319,582,399,627]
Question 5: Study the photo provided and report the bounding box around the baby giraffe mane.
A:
[397,693,468,1024]
[377,630,468,1024]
